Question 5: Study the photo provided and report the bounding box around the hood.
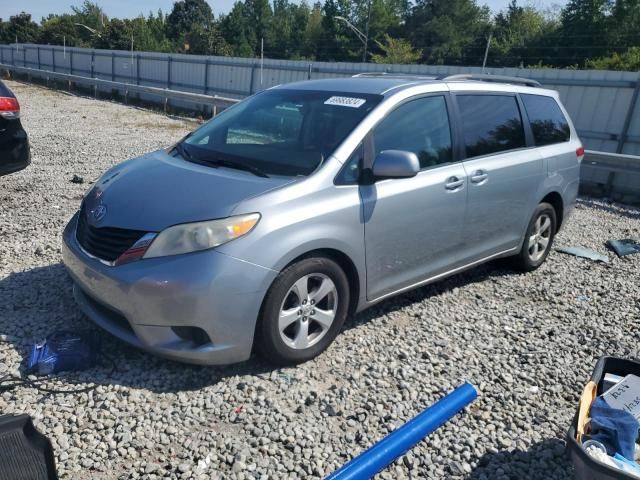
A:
[83,149,294,232]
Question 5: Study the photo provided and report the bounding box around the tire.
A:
[512,202,557,272]
[255,257,350,365]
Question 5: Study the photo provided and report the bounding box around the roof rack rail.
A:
[352,72,391,77]
[440,74,541,88]
[351,72,437,80]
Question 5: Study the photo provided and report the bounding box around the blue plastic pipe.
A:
[325,382,478,480]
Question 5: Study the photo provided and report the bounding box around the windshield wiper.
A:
[173,142,192,160]
[200,156,270,178]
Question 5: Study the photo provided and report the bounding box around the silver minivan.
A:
[62,74,582,365]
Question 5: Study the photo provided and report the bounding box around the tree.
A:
[244,0,273,49]
[355,0,407,46]
[39,14,84,46]
[166,0,214,42]
[70,1,107,45]
[406,0,491,65]
[371,34,421,63]
[0,13,40,44]
[490,0,559,67]
[318,0,358,61]
[558,0,613,65]
[220,2,255,57]
[268,0,310,59]
[94,18,131,50]
[187,23,231,55]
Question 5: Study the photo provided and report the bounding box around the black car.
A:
[0,80,30,176]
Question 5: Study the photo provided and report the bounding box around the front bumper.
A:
[62,213,277,365]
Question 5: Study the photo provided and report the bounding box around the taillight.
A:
[576,146,585,162]
[0,97,20,119]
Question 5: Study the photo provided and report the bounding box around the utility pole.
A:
[63,36,66,59]
[260,37,264,86]
[131,34,134,82]
[362,0,372,63]
[482,32,492,73]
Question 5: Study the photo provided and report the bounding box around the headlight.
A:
[143,213,260,259]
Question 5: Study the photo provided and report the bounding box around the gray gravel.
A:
[1,80,640,479]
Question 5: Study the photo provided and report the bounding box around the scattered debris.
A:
[556,246,609,263]
[607,239,640,258]
[70,174,84,184]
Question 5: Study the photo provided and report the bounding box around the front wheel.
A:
[255,257,350,365]
[512,202,557,272]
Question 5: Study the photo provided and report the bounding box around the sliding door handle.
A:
[445,177,465,190]
[470,170,488,184]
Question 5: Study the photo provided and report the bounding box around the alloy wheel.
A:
[278,273,338,350]
[528,213,552,262]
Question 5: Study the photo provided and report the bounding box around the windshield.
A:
[181,89,382,177]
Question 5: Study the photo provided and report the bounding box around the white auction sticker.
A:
[324,96,367,108]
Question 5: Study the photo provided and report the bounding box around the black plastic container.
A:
[0,414,58,480]
[567,356,640,480]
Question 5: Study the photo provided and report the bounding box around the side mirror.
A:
[372,150,420,180]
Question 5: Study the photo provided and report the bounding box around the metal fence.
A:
[2,43,640,156]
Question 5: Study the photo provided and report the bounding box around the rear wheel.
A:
[512,202,557,272]
[256,257,350,365]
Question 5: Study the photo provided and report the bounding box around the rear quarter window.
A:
[521,94,571,146]
[457,94,526,158]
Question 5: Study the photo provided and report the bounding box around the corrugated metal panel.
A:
[94,53,112,79]
[139,57,167,86]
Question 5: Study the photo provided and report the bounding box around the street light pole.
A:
[334,15,370,63]
[75,23,102,38]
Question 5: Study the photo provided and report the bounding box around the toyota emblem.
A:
[92,205,107,222]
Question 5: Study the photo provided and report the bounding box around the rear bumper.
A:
[0,134,30,176]
[562,177,580,229]
[62,213,278,365]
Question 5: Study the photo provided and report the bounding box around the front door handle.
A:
[445,176,464,190]
[470,170,488,184]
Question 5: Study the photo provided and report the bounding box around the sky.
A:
[1,0,566,22]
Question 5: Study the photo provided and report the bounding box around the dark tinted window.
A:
[458,95,526,158]
[374,96,452,169]
[521,94,570,146]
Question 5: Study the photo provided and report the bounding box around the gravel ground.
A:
[1,80,639,480]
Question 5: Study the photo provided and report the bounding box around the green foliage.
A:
[490,0,559,67]
[371,34,421,64]
[407,0,492,65]
[587,47,640,70]
[39,14,85,46]
[2,0,640,69]
[166,0,214,41]
[0,12,40,44]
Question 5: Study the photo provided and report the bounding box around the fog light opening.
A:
[171,326,211,347]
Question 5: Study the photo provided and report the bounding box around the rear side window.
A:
[521,94,570,146]
[457,95,526,158]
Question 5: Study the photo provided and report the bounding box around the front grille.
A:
[76,206,146,262]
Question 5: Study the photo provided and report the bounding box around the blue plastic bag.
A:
[27,331,98,375]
